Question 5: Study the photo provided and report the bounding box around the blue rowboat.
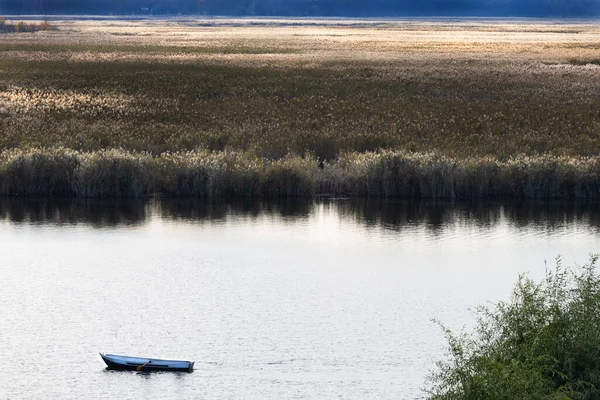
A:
[100,353,194,372]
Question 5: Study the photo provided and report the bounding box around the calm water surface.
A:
[1,199,599,399]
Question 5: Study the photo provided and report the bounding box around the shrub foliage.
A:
[427,256,600,400]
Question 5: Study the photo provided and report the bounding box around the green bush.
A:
[427,255,600,400]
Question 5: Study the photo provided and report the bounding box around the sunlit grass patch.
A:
[1,56,598,161]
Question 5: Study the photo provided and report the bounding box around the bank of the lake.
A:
[2,148,600,199]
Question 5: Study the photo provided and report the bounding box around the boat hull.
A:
[100,353,194,372]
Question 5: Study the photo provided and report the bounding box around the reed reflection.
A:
[158,198,312,222]
[0,197,599,233]
[0,198,148,227]
[336,199,600,234]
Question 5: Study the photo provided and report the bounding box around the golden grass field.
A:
[0,18,599,197]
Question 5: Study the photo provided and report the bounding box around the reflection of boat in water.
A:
[100,353,194,372]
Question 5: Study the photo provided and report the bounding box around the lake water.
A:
[1,198,599,399]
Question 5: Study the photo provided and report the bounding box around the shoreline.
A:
[2,148,599,199]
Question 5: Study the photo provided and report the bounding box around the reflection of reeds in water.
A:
[0,197,148,226]
[1,148,600,199]
[158,198,313,222]
[1,197,600,233]
[334,198,600,234]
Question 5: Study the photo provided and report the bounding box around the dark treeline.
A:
[2,0,598,18]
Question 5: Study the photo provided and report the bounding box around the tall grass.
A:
[1,148,600,198]
[335,152,600,199]
[1,58,598,161]
[1,21,599,198]
[426,255,600,399]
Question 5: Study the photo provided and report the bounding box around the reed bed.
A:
[1,148,600,199]
[1,58,598,161]
[0,19,599,198]
[0,18,54,34]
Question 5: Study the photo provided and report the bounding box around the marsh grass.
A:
[1,58,598,161]
[0,18,55,33]
[1,148,600,199]
[0,43,298,54]
[1,20,599,197]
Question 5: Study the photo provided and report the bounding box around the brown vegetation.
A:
[0,17,55,33]
[1,148,599,199]
[0,18,599,198]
